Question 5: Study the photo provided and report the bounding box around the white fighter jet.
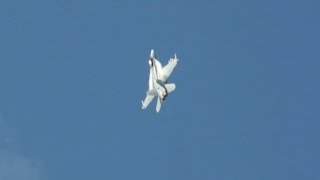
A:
[141,49,179,112]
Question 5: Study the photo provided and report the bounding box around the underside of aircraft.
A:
[141,49,179,113]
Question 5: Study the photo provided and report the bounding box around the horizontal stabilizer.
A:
[165,83,176,94]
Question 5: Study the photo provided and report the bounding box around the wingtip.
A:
[150,49,155,58]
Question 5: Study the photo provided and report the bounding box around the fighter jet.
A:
[141,49,179,112]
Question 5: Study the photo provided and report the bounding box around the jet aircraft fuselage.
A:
[141,49,179,112]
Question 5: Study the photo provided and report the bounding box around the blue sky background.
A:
[0,0,319,179]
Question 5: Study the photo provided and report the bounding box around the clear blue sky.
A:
[0,0,319,179]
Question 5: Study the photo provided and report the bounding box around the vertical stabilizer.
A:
[156,97,161,113]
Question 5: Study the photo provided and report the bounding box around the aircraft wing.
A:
[141,94,155,109]
[162,55,178,81]
[142,66,156,109]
